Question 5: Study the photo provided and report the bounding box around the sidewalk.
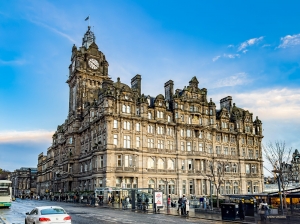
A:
[49,200,300,224]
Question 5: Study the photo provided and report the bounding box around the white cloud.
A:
[0,59,26,66]
[223,53,240,59]
[0,130,54,144]
[232,88,300,121]
[214,72,249,88]
[227,44,234,48]
[278,34,300,48]
[238,36,264,51]
[212,55,221,62]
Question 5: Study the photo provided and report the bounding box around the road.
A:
[0,199,226,224]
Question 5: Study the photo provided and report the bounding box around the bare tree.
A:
[263,141,293,209]
[209,161,226,208]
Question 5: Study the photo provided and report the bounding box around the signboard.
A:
[154,192,163,207]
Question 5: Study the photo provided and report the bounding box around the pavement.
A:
[34,199,300,223]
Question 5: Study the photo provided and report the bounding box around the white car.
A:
[25,206,71,224]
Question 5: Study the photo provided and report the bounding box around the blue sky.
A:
[1,0,300,175]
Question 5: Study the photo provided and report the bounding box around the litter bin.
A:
[221,203,239,220]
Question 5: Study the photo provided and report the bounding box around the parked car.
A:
[25,206,71,224]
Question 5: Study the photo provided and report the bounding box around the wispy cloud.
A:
[0,59,26,66]
[212,55,221,62]
[214,72,250,88]
[212,54,240,62]
[278,34,300,48]
[238,36,264,52]
[227,44,234,48]
[223,53,240,59]
[0,130,54,144]
[28,19,76,43]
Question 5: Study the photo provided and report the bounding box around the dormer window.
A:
[124,95,128,100]
[159,102,162,106]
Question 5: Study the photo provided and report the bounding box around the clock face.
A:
[72,60,76,72]
[88,58,99,70]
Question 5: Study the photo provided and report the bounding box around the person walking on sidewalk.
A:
[203,196,207,210]
[258,200,269,221]
[177,197,182,212]
[185,199,190,216]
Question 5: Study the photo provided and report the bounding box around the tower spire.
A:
[82,26,95,49]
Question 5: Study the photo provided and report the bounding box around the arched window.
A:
[148,179,155,188]
[157,158,164,169]
[225,181,231,194]
[167,159,175,170]
[233,182,239,194]
[147,158,155,169]
[168,180,175,194]
[158,180,165,192]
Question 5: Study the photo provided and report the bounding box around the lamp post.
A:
[206,174,213,210]
[272,170,284,215]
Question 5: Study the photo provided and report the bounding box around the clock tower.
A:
[67,26,110,118]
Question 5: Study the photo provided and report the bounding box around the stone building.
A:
[37,27,264,197]
[10,167,37,197]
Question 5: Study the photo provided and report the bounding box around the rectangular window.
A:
[158,140,164,149]
[167,115,171,122]
[224,147,229,155]
[113,134,118,145]
[255,150,259,158]
[216,146,221,154]
[182,180,186,195]
[246,164,250,174]
[231,148,236,156]
[199,143,203,151]
[181,142,185,151]
[208,144,213,154]
[210,118,213,124]
[123,136,131,148]
[188,159,192,170]
[99,156,103,168]
[136,137,140,148]
[147,138,154,148]
[242,148,246,157]
[187,142,191,151]
[210,109,213,115]
[113,120,118,128]
[124,155,133,167]
[189,180,193,194]
[117,155,122,167]
[181,129,184,137]
[186,129,191,137]
[251,165,257,173]
[136,123,140,131]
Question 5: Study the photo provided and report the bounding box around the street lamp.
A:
[206,174,213,211]
[272,169,284,215]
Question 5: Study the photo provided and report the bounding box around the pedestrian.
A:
[181,195,187,215]
[145,196,149,209]
[239,200,245,220]
[185,199,190,216]
[203,196,207,210]
[258,199,269,221]
[177,197,182,212]
[126,197,129,209]
[167,195,171,208]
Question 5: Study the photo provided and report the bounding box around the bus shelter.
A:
[94,187,154,209]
